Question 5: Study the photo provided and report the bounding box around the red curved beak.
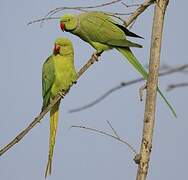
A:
[60,22,65,31]
[53,44,60,55]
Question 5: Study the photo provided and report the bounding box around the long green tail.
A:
[117,47,177,118]
[45,101,60,178]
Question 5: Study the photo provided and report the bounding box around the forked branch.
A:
[71,120,137,155]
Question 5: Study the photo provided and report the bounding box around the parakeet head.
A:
[60,14,78,31]
[53,37,74,56]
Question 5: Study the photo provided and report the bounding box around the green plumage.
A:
[42,38,77,107]
[42,37,77,177]
[60,11,177,117]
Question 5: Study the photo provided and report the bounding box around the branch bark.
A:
[136,1,169,180]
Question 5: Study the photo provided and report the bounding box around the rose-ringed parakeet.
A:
[42,37,77,177]
[59,11,176,117]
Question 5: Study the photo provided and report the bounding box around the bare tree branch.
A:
[27,17,60,26]
[125,0,155,26]
[44,0,123,19]
[27,0,153,28]
[107,120,120,139]
[31,0,123,26]
[27,11,130,26]
[0,93,62,156]
[167,82,188,91]
[69,64,188,113]
[136,1,169,180]
[121,2,141,8]
[71,123,137,155]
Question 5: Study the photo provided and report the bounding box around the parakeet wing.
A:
[79,12,142,47]
[110,22,144,39]
[107,39,142,48]
[42,56,55,107]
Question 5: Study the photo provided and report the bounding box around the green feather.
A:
[117,47,177,118]
[60,11,177,117]
[107,39,143,48]
[42,56,55,107]
[42,37,77,177]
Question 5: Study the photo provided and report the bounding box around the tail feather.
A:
[117,47,148,79]
[116,47,177,118]
[45,101,60,178]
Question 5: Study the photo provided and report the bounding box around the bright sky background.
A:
[0,0,187,180]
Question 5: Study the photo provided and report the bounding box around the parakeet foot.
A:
[139,83,147,101]
[59,90,66,98]
[91,51,103,61]
[73,80,77,84]
[92,52,99,61]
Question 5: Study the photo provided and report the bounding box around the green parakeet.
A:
[60,11,176,117]
[42,37,77,177]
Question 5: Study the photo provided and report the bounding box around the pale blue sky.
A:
[0,0,187,180]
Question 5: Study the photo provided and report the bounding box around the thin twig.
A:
[27,11,130,26]
[0,94,62,156]
[45,0,122,18]
[27,0,153,27]
[125,0,155,27]
[104,12,132,24]
[128,19,137,29]
[121,2,141,8]
[71,125,137,155]
[167,82,188,91]
[27,17,60,26]
[69,64,188,113]
[69,84,126,113]
[107,120,120,139]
